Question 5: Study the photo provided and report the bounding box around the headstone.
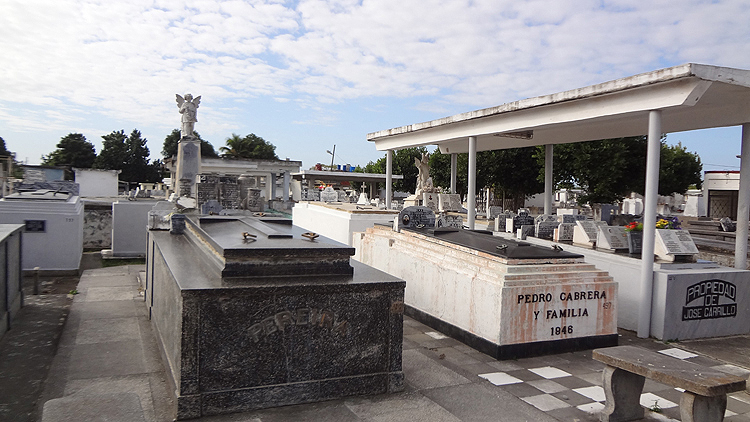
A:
[218,176,240,209]
[535,221,559,240]
[397,206,436,231]
[357,192,369,205]
[554,223,575,242]
[309,190,320,201]
[201,200,223,215]
[654,229,699,261]
[596,226,629,251]
[438,194,462,212]
[573,220,607,247]
[436,214,463,229]
[494,216,506,232]
[535,214,557,224]
[512,213,534,231]
[561,214,585,224]
[517,224,534,240]
[599,204,618,225]
[423,193,438,211]
[487,206,503,219]
[242,188,262,212]
[337,190,348,202]
[556,208,578,216]
[321,186,339,202]
[720,217,736,232]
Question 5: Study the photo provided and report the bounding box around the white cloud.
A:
[1,0,749,164]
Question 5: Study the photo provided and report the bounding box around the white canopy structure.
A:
[367,63,750,338]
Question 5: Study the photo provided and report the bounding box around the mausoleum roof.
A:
[367,63,750,153]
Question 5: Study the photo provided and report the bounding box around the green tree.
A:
[42,133,97,169]
[161,129,218,159]
[94,130,128,171]
[220,133,278,160]
[95,129,162,184]
[544,136,702,204]
[0,136,24,178]
[659,142,702,194]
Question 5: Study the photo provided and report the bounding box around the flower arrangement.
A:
[624,222,643,232]
[656,217,681,230]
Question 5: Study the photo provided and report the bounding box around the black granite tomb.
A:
[145,215,405,419]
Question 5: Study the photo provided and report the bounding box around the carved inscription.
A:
[508,286,615,343]
[248,308,348,343]
[682,279,738,321]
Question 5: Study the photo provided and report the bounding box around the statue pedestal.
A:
[403,194,420,207]
[176,137,201,197]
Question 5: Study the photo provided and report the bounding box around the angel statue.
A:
[176,93,201,138]
[414,153,435,196]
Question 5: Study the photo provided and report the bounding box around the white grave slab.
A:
[423,193,438,211]
[573,220,607,248]
[654,229,699,261]
[438,194,462,212]
[596,226,629,252]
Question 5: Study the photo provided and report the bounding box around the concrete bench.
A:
[593,345,746,422]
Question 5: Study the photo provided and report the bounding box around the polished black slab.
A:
[185,215,355,277]
[406,227,583,260]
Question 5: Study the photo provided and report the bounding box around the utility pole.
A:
[327,145,336,169]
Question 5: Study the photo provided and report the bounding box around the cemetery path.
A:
[3,265,750,421]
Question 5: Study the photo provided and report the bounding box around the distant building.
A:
[74,168,121,197]
[703,171,740,219]
[20,165,65,183]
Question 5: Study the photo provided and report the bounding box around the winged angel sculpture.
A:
[176,93,201,138]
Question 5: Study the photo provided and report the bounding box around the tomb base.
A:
[354,225,618,359]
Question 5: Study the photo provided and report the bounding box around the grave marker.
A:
[397,206,436,231]
[535,221,559,240]
[437,214,463,229]
[596,226,629,252]
[320,186,339,202]
[654,229,699,261]
[439,194,462,212]
[554,223,575,242]
[423,193,438,211]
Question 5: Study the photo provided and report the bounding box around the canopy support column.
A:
[386,150,393,209]
[450,153,457,194]
[544,144,553,215]
[638,110,662,338]
[736,123,750,269]
[468,136,477,230]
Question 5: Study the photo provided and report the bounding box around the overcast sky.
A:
[1,0,749,172]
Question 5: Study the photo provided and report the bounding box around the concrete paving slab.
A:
[79,286,138,302]
[74,300,139,320]
[75,317,140,344]
[41,392,145,422]
[64,375,159,422]
[67,340,150,379]
[401,349,471,391]
[421,383,559,422]
[77,274,134,288]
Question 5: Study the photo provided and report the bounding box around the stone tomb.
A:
[354,224,618,360]
[146,215,405,419]
[436,214,463,229]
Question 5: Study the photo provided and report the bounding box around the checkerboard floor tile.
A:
[403,316,750,421]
